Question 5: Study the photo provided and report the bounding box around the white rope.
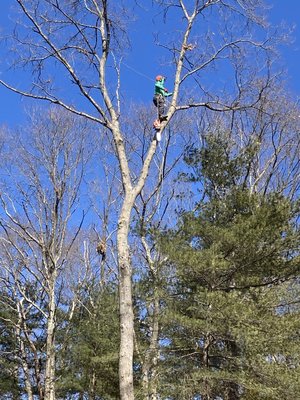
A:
[122,61,153,82]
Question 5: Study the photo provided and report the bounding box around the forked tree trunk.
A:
[115,119,158,399]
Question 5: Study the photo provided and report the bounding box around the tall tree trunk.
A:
[44,273,56,400]
[141,291,160,400]
[149,296,159,400]
[118,195,135,400]
[116,131,158,400]
[16,324,34,400]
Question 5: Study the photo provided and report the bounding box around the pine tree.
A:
[0,298,20,399]
[159,134,300,399]
[56,284,120,400]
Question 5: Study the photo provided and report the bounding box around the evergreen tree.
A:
[159,134,300,399]
[56,285,120,400]
[0,284,51,399]
[0,298,20,399]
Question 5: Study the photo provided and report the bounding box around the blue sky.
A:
[269,0,300,93]
[0,1,300,127]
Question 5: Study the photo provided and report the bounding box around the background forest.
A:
[0,1,300,400]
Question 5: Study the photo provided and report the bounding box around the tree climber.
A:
[153,75,173,122]
[153,75,173,141]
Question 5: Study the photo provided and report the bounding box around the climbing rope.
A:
[122,61,153,82]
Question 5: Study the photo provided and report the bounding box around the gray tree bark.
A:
[44,272,57,400]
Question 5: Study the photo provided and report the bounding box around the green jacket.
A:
[154,78,173,97]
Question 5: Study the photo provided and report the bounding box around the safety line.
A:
[122,61,153,82]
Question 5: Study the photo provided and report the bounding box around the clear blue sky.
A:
[269,0,300,93]
[0,1,300,127]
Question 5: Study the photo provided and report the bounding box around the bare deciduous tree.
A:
[0,108,93,400]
